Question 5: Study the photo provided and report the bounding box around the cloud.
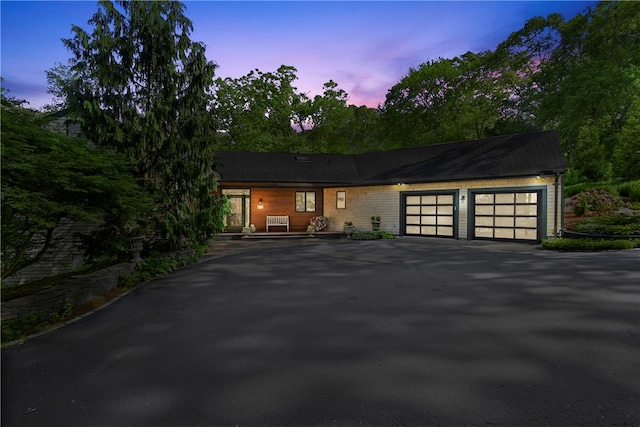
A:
[2,74,51,109]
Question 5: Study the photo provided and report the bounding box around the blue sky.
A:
[1,1,596,109]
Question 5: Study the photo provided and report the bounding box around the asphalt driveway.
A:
[2,238,639,426]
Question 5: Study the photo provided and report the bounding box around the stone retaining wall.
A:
[1,262,137,321]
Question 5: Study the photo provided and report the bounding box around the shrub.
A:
[572,189,631,216]
[617,181,640,202]
[573,216,640,235]
[565,182,611,198]
[1,314,44,343]
[542,238,637,251]
[119,251,180,287]
[351,230,395,240]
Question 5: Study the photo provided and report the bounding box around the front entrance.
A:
[402,191,458,238]
[222,189,250,232]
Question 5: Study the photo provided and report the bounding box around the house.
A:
[44,108,84,138]
[215,130,567,242]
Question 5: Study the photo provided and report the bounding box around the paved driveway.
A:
[2,239,639,426]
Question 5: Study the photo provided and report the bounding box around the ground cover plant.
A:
[548,182,640,251]
[572,216,640,236]
[542,238,638,251]
[118,249,203,288]
[566,188,632,217]
[565,180,640,204]
[350,230,395,240]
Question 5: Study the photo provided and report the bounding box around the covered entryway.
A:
[222,189,251,232]
[402,191,457,238]
[470,189,543,241]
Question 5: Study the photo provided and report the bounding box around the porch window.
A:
[295,191,316,212]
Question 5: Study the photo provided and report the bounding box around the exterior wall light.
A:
[257,198,264,209]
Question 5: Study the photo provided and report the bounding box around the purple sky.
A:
[1,1,596,109]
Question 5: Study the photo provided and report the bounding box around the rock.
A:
[613,208,636,217]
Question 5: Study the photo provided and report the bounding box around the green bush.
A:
[350,230,395,240]
[571,188,631,217]
[118,249,203,288]
[1,314,44,343]
[542,238,638,251]
[573,216,640,235]
[565,182,611,198]
[617,181,640,202]
[565,180,640,202]
[119,252,179,287]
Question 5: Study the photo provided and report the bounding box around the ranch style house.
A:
[215,130,567,243]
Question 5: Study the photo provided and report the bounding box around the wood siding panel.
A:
[249,188,324,232]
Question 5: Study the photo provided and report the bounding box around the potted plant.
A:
[371,216,381,230]
[125,223,146,263]
[343,221,354,237]
[306,224,316,236]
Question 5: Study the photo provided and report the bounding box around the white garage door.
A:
[404,192,456,238]
[472,190,541,241]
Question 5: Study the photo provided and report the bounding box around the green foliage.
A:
[379,2,638,177]
[570,189,631,217]
[572,122,613,182]
[541,238,638,251]
[118,250,200,288]
[350,230,395,240]
[564,181,612,198]
[1,298,76,343]
[572,216,640,236]
[1,314,44,343]
[617,181,640,202]
[613,97,640,181]
[381,49,535,148]
[536,2,640,180]
[59,298,74,318]
[1,95,152,278]
[214,65,305,152]
[57,0,224,250]
[213,66,376,154]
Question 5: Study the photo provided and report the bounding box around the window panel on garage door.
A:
[405,192,456,237]
[473,190,540,241]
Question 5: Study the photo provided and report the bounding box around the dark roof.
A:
[215,130,567,185]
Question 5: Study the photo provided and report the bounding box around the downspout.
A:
[554,173,560,237]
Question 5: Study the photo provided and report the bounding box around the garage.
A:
[471,189,542,241]
[403,191,457,238]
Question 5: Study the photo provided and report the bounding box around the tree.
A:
[302,81,381,153]
[56,0,225,249]
[1,94,152,279]
[213,65,309,152]
[530,2,640,181]
[613,93,640,181]
[381,51,521,148]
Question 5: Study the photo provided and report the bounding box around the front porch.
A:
[215,231,346,240]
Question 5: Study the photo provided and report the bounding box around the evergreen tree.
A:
[57,0,225,249]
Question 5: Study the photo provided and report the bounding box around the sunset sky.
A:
[1,1,596,109]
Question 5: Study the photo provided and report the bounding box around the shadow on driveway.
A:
[3,239,639,426]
